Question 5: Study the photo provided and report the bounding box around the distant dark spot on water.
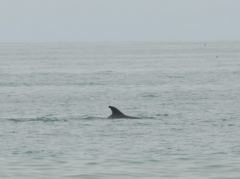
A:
[204,164,225,169]
[7,118,21,122]
[156,114,169,117]
[167,75,184,79]
[86,162,98,166]
[96,70,114,74]
[178,157,191,161]
[142,94,158,98]
[118,160,145,164]
[148,159,160,163]
[25,150,36,154]
[210,152,227,155]
[171,127,183,131]
[67,174,95,179]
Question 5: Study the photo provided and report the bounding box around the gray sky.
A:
[0,0,239,42]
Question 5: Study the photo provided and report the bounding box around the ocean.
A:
[0,42,240,179]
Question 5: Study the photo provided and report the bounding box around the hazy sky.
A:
[0,0,240,42]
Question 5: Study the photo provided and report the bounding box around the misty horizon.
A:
[1,0,240,42]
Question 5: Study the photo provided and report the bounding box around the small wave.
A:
[5,116,65,123]
[80,116,106,120]
[79,115,154,120]
[4,115,157,122]
[142,94,159,98]
[31,116,63,122]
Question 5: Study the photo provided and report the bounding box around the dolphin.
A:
[108,106,139,119]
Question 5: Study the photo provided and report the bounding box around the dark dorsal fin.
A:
[108,106,126,118]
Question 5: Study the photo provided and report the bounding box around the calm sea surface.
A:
[0,42,240,179]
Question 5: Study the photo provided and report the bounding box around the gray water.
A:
[1,42,240,179]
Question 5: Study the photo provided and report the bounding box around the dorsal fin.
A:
[108,106,126,118]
